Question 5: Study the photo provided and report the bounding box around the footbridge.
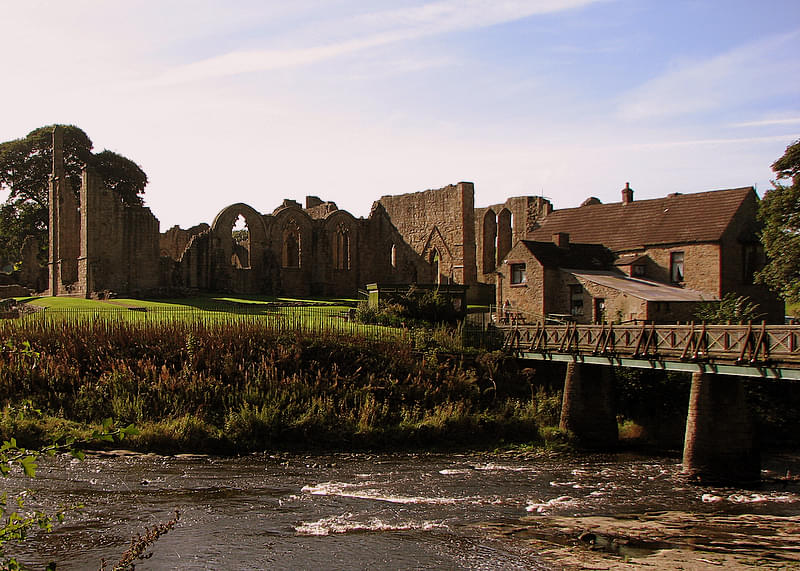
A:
[499,322,800,484]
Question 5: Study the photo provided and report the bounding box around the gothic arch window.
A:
[497,209,512,266]
[282,219,301,268]
[483,210,497,273]
[230,214,251,269]
[430,248,440,285]
[332,223,351,270]
[390,244,397,269]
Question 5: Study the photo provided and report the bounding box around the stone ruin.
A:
[42,127,551,301]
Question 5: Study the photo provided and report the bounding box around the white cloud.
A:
[154,0,606,84]
[732,117,800,128]
[618,30,800,121]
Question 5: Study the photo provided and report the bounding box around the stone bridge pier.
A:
[682,372,760,484]
[559,362,618,448]
[558,364,759,484]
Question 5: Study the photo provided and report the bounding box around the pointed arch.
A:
[482,209,497,273]
[282,218,301,268]
[497,208,512,265]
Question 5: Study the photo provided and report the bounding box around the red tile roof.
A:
[528,187,755,252]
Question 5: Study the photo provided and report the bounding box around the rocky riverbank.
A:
[481,510,800,569]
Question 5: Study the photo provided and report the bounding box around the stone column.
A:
[682,372,760,484]
[559,362,618,448]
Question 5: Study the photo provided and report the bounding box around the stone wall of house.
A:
[625,243,722,296]
[378,182,477,285]
[496,242,545,321]
[575,278,647,324]
[718,194,784,321]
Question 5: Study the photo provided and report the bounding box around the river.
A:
[6,451,800,569]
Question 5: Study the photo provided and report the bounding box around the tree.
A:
[693,293,764,324]
[756,139,800,304]
[0,125,147,267]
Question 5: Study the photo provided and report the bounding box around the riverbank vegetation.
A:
[0,319,562,454]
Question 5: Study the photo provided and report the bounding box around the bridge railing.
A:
[501,322,800,366]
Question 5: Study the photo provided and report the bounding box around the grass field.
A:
[8,294,485,349]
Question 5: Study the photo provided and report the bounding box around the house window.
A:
[632,264,645,277]
[570,284,584,316]
[670,251,684,283]
[510,263,526,285]
[390,244,397,269]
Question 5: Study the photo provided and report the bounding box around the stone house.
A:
[502,184,784,323]
[497,234,715,324]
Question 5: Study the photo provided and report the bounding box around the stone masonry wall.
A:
[160,224,210,261]
[378,183,477,285]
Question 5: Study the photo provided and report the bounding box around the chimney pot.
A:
[622,182,634,204]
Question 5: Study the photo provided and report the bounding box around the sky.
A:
[1,0,799,230]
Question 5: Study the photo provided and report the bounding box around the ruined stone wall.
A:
[160,224,210,261]
[47,126,81,295]
[79,168,160,296]
[378,182,477,285]
[475,196,552,281]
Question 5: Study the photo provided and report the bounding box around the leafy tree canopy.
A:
[693,293,764,324]
[0,125,147,267]
[756,139,800,304]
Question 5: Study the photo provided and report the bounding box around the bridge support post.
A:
[559,362,618,448]
[682,372,759,484]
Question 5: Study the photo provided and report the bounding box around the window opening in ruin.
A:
[483,210,497,273]
[497,209,512,266]
[332,224,351,270]
[670,251,684,283]
[510,263,526,285]
[283,221,301,268]
[390,244,397,269]
[570,284,584,316]
[430,249,440,284]
[230,215,251,269]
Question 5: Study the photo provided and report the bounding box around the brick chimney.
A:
[622,182,634,204]
[553,232,569,248]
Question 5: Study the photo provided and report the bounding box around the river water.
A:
[7,451,800,570]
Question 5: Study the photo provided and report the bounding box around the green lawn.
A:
[9,294,398,338]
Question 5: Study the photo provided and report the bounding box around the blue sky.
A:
[2,0,798,229]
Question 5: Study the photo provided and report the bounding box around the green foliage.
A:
[0,319,560,453]
[0,409,137,569]
[756,139,800,304]
[357,286,462,326]
[0,125,148,267]
[693,293,764,323]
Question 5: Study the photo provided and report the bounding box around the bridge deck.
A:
[500,322,800,380]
